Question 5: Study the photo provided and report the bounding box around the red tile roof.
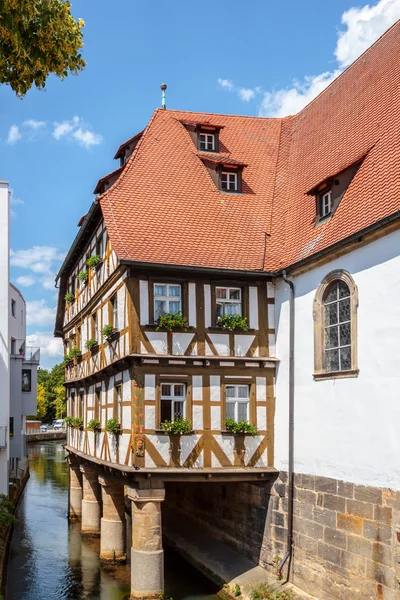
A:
[98,21,400,273]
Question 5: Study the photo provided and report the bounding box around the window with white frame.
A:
[96,236,104,259]
[115,384,122,422]
[221,172,238,191]
[319,190,332,217]
[216,286,242,319]
[111,294,118,329]
[154,284,181,321]
[225,385,249,422]
[160,383,185,423]
[199,132,215,151]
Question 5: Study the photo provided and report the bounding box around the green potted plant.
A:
[65,416,74,427]
[217,314,249,332]
[156,312,189,332]
[72,417,84,430]
[225,419,257,435]
[77,270,88,283]
[85,338,98,351]
[86,254,101,269]
[105,418,121,435]
[64,292,75,304]
[87,419,101,432]
[102,324,115,342]
[160,417,192,435]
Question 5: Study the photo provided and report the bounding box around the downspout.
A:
[277,270,295,580]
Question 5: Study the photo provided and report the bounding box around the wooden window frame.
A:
[160,382,186,423]
[114,383,122,422]
[109,294,118,330]
[313,269,359,381]
[218,166,242,193]
[94,389,101,422]
[210,282,249,327]
[149,279,188,325]
[197,127,219,153]
[225,384,250,422]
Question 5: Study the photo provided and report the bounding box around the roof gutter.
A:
[120,259,276,278]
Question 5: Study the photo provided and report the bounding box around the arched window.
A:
[313,270,358,380]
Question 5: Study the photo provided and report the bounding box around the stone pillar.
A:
[127,483,165,599]
[68,461,82,521]
[80,464,101,537]
[99,475,126,563]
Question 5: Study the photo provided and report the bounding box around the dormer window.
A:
[319,190,332,218]
[199,133,215,151]
[221,171,238,192]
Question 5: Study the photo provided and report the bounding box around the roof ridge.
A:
[167,108,282,121]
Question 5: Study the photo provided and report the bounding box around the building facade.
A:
[56,23,400,600]
[9,283,39,476]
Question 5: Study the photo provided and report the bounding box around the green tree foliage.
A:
[32,363,66,423]
[0,0,86,97]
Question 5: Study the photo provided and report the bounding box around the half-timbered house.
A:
[56,22,400,600]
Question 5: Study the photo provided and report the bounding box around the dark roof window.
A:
[221,172,238,192]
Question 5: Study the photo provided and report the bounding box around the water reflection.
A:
[7,441,218,600]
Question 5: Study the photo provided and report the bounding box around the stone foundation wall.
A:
[164,474,400,600]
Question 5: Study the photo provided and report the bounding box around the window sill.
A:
[154,429,195,436]
[144,325,195,332]
[313,369,359,381]
[219,190,243,196]
[221,430,257,436]
[208,326,255,334]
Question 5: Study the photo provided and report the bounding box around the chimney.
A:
[160,83,167,110]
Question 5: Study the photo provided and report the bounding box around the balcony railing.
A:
[10,340,40,362]
[0,426,7,450]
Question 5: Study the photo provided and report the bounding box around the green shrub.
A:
[0,494,17,528]
[87,419,101,432]
[217,314,248,331]
[250,584,294,600]
[71,417,83,430]
[225,419,258,435]
[102,324,115,341]
[63,346,81,364]
[77,270,88,282]
[86,254,101,269]
[64,292,75,304]
[65,416,74,427]
[156,312,189,332]
[161,418,192,435]
[105,418,120,435]
[234,584,242,597]
[85,338,98,350]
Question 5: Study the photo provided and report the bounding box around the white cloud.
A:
[52,115,102,148]
[15,275,36,287]
[10,245,65,289]
[238,88,256,102]
[259,70,341,118]
[26,299,56,327]
[27,331,63,362]
[7,125,21,144]
[218,78,234,90]
[335,0,400,68]
[258,0,400,117]
[23,119,46,129]
[9,189,24,217]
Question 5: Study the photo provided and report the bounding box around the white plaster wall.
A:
[275,229,400,490]
[249,286,259,329]
[0,182,9,495]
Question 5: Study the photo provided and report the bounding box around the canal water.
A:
[6,440,219,600]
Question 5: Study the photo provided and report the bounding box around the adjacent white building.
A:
[0,181,10,495]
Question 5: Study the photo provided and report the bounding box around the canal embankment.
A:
[26,431,66,443]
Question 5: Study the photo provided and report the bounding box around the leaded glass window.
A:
[323,280,351,372]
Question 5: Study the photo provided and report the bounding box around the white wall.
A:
[275,229,400,491]
[0,181,10,494]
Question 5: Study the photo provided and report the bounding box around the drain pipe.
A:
[277,270,295,580]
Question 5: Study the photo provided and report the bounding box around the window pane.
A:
[168,285,181,297]
[325,282,338,303]
[226,386,235,398]
[174,384,184,397]
[229,289,241,300]
[338,298,350,323]
[226,403,235,420]
[161,384,171,397]
[326,326,338,349]
[22,370,31,392]
[154,285,166,297]
[325,302,338,326]
[154,300,166,319]
[168,301,181,313]
[237,386,249,399]
[237,402,248,421]
[225,303,241,315]
[216,303,223,318]
[173,401,184,420]
[338,281,350,299]
[216,287,227,299]
[340,347,351,370]
[325,349,339,371]
[161,400,171,422]
[339,322,351,346]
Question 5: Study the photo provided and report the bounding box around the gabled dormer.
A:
[113,130,143,167]
[181,120,224,154]
[199,155,247,194]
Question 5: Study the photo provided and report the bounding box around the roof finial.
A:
[160,83,167,110]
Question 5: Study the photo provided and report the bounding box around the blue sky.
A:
[3,0,399,369]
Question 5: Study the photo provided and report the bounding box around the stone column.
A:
[80,464,101,537]
[68,461,82,521]
[99,475,126,563]
[127,483,165,599]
